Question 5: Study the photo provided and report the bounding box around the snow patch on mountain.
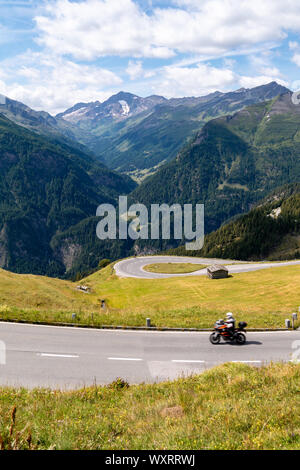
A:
[62,106,90,122]
[119,100,130,116]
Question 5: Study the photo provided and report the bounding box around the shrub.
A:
[98,259,111,270]
[108,378,130,390]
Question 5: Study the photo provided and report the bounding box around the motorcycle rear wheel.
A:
[235,332,246,345]
[209,332,221,344]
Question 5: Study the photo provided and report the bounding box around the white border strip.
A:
[172,359,205,363]
[38,353,79,358]
[108,357,143,361]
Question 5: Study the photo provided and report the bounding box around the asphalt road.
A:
[0,322,299,389]
[114,256,300,279]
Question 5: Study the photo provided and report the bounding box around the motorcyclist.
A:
[224,312,236,336]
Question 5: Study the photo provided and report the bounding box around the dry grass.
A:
[0,263,299,329]
[143,263,207,274]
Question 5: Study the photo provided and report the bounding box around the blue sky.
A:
[1,0,300,114]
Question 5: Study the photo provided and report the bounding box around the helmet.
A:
[226,312,233,318]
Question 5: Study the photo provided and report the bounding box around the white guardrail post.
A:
[292,313,298,329]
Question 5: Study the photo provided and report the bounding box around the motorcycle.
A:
[209,319,247,345]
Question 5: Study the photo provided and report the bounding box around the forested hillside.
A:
[131,93,300,242]
[166,184,300,261]
[0,113,136,277]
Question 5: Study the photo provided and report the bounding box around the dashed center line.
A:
[37,354,263,364]
[38,353,79,358]
[172,360,205,363]
[108,357,143,361]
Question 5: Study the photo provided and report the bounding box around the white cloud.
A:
[1,0,296,113]
[34,0,300,60]
[289,41,300,67]
[154,63,235,97]
[249,53,283,77]
[126,60,144,80]
[150,61,289,98]
[36,0,174,59]
[223,58,236,69]
[0,51,122,114]
[292,53,300,67]
[289,41,299,50]
[126,60,155,81]
[238,75,288,88]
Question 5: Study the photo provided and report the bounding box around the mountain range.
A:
[56,82,289,180]
[56,92,166,124]
[1,82,289,181]
[0,93,91,155]
[0,82,299,277]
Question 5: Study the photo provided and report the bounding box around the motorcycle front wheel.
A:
[209,332,221,344]
[235,332,246,345]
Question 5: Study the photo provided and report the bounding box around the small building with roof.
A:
[207,264,229,279]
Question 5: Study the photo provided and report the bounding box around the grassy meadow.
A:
[0,262,299,329]
[1,362,300,450]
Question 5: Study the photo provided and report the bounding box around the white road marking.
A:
[38,353,79,358]
[172,359,205,363]
[108,357,143,361]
